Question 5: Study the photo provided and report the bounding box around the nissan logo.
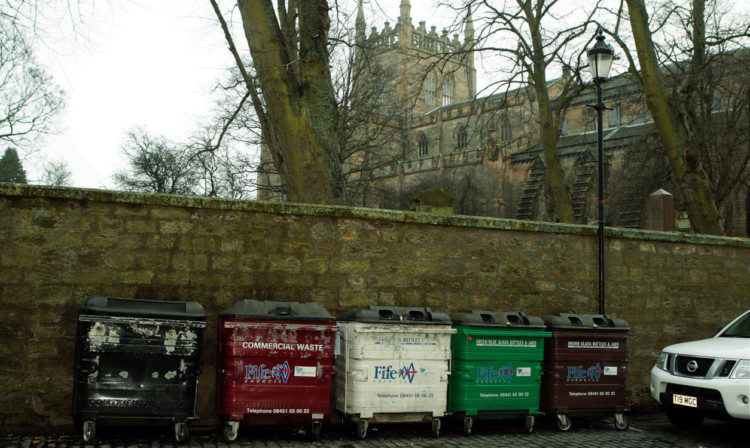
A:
[686,360,699,373]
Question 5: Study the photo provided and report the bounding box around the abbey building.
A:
[260,1,749,237]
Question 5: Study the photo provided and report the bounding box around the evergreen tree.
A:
[0,148,28,183]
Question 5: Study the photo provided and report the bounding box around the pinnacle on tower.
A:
[356,0,366,46]
[464,6,475,44]
[400,0,411,24]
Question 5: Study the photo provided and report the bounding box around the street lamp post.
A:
[587,30,614,315]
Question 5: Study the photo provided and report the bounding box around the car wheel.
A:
[665,406,705,429]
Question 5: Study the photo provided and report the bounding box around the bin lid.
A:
[81,296,206,320]
[337,306,451,324]
[450,310,546,329]
[543,313,630,330]
[218,299,335,321]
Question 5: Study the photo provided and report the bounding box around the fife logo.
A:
[477,363,515,383]
[374,363,419,383]
[567,363,604,382]
[244,361,292,383]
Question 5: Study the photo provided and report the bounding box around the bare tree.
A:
[40,159,72,186]
[447,0,599,224]
[113,128,199,195]
[202,1,410,206]
[209,0,344,205]
[0,21,64,151]
[615,0,750,234]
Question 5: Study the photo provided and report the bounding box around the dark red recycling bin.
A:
[540,313,632,432]
[216,300,338,442]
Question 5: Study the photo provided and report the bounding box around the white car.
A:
[650,310,750,427]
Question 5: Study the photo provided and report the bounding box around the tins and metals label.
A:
[475,339,537,348]
[567,341,619,349]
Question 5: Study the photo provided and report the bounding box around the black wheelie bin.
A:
[71,296,206,442]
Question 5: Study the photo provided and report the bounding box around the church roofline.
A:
[509,121,657,164]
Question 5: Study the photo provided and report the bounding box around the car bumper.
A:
[651,366,750,420]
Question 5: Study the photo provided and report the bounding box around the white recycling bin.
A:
[335,306,456,439]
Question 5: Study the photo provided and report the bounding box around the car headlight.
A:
[730,360,750,379]
[656,352,671,372]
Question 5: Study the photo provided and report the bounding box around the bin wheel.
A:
[524,415,535,434]
[431,418,441,438]
[462,416,473,436]
[614,413,629,431]
[174,422,189,443]
[311,421,322,441]
[82,420,96,443]
[356,419,368,440]
[222,422,239,442]
[556,414,572,431]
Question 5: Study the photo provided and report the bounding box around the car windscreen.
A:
[720,312,750,338]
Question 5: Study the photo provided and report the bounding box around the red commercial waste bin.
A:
[216,300,338,442]
[540,313,632,431]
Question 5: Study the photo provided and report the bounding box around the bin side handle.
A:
[442,350,452,382]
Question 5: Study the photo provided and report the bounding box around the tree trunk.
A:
[237,0,343,204]
[625,0,723,235]
[535,82,575,223]
[524,1,575,223]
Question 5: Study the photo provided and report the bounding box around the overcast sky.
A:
[23,0,445,189]
[28,0,232,188]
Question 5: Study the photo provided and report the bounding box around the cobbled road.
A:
[2,413,746,448]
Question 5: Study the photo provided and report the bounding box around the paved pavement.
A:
[1,413,747,448]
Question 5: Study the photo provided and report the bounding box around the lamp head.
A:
[587,29,614,83]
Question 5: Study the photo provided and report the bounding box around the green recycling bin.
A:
[448,310,550,435]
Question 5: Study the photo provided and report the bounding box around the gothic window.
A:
[442,82,452,106]
[418,133,429,156]
[425,77,435,106]
[500,116,512,142]
[456,126,468,149]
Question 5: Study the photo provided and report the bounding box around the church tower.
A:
[355,0,476,116]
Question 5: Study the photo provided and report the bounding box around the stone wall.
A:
[1,184,748,427]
